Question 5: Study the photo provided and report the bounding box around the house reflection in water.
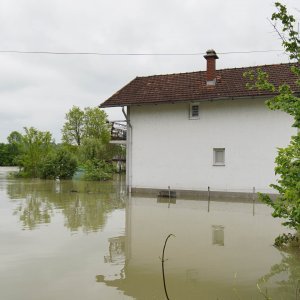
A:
[96,195,293,299]
[104,236,125,264]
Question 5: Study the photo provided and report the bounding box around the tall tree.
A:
[61,106,122,180]
[245,2,300,233]
[62,106,85,146]
[83,107,110,144]
[62,106,110,146]
[7,130,23,164]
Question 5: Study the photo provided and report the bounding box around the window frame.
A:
[213,148,225,166]
[189,103,200,120]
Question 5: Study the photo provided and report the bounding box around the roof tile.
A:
[100,63,300,107]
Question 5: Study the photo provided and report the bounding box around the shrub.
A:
[83,160,114,181]
[40,148,78,180]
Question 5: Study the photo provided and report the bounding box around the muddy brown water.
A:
[0,167,299,300]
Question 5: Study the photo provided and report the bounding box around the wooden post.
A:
[208,186,211,212]
[168,186,171,208]
[252,186,256,216]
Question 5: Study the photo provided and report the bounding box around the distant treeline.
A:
[0,142,18,166]
[0,106,125,181]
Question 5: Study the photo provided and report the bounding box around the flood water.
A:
[1,167,300,300]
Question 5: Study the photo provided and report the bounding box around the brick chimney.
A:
[204,49,219,85]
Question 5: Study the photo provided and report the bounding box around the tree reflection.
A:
[14,195,53,230]
[259,248,300,299]
[7,176,126,232]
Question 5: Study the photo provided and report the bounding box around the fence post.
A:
[252,186,256,216]
[208,186,211,212]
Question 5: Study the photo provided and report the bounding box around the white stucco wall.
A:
[128,99,295,193]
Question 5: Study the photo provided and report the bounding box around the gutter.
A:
[100,94,286,108]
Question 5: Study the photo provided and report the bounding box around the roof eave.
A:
[99,93,285,108]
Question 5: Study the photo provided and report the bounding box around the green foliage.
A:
[62,106,85,146]
[271,2,300,62]
[62,106,118,181]
[62,106,110,146]
[4,105,117,182]
[7,130,23,164]
[244,68,276,93]
[40,147,78,180]
[0,143,12,166]
[83,160,114,181]
[18,127,53,178]
[7,130,23,145]
[80,137,107,161]
[274,233,299,247]
[244,2,300,232]
[83,107,110,143]
[80,137,124,162]
[0,131,23,166]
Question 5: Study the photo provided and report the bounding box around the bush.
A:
[274,233,300,248]
[83,160,114,181]
[40,148,78,180]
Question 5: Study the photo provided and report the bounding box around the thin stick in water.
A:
[161,234,175,300]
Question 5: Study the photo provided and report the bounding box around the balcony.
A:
[110,121,127,144]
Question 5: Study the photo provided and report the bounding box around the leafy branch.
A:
[244,2,300,233]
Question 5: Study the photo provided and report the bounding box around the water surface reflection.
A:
[98,195,300,300]
[1,167,300,300]
[0,169,128,300]
[7,177,126,232]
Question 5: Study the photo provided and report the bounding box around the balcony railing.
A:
[110,121,127,142]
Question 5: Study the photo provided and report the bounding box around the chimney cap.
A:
[204,49,219,60]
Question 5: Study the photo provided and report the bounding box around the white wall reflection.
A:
[98,195,295,299]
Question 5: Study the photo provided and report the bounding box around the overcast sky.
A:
[0,0,299,143]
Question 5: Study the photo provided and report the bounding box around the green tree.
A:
[18,127,53,178]
[62,106,110,147]
[7,130,23,146]
[7,130,23,165]
[0,143,11,166]
[61,106,122,180]
[62,106,85,146]
[83,159,114,181]
[79,138,122,162]
[245,2,300,234]
[83,107,110,144]
[40,147,78,180]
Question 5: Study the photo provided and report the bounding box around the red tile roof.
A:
[100,63,300,107]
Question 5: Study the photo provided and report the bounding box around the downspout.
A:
[122,106,132,194]
[122,106,132,128]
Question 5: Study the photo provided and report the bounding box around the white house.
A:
[100,50,299,197]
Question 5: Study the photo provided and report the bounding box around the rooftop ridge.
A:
[135,62,298,79]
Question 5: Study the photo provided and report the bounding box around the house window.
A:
[213,148,225,166]
[189,103,200,119]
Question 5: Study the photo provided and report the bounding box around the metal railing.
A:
[110,121,127,141]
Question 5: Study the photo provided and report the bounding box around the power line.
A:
[0,49,284,56]
[219,50,283,55]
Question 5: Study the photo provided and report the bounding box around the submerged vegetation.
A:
[0,106,125,181]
